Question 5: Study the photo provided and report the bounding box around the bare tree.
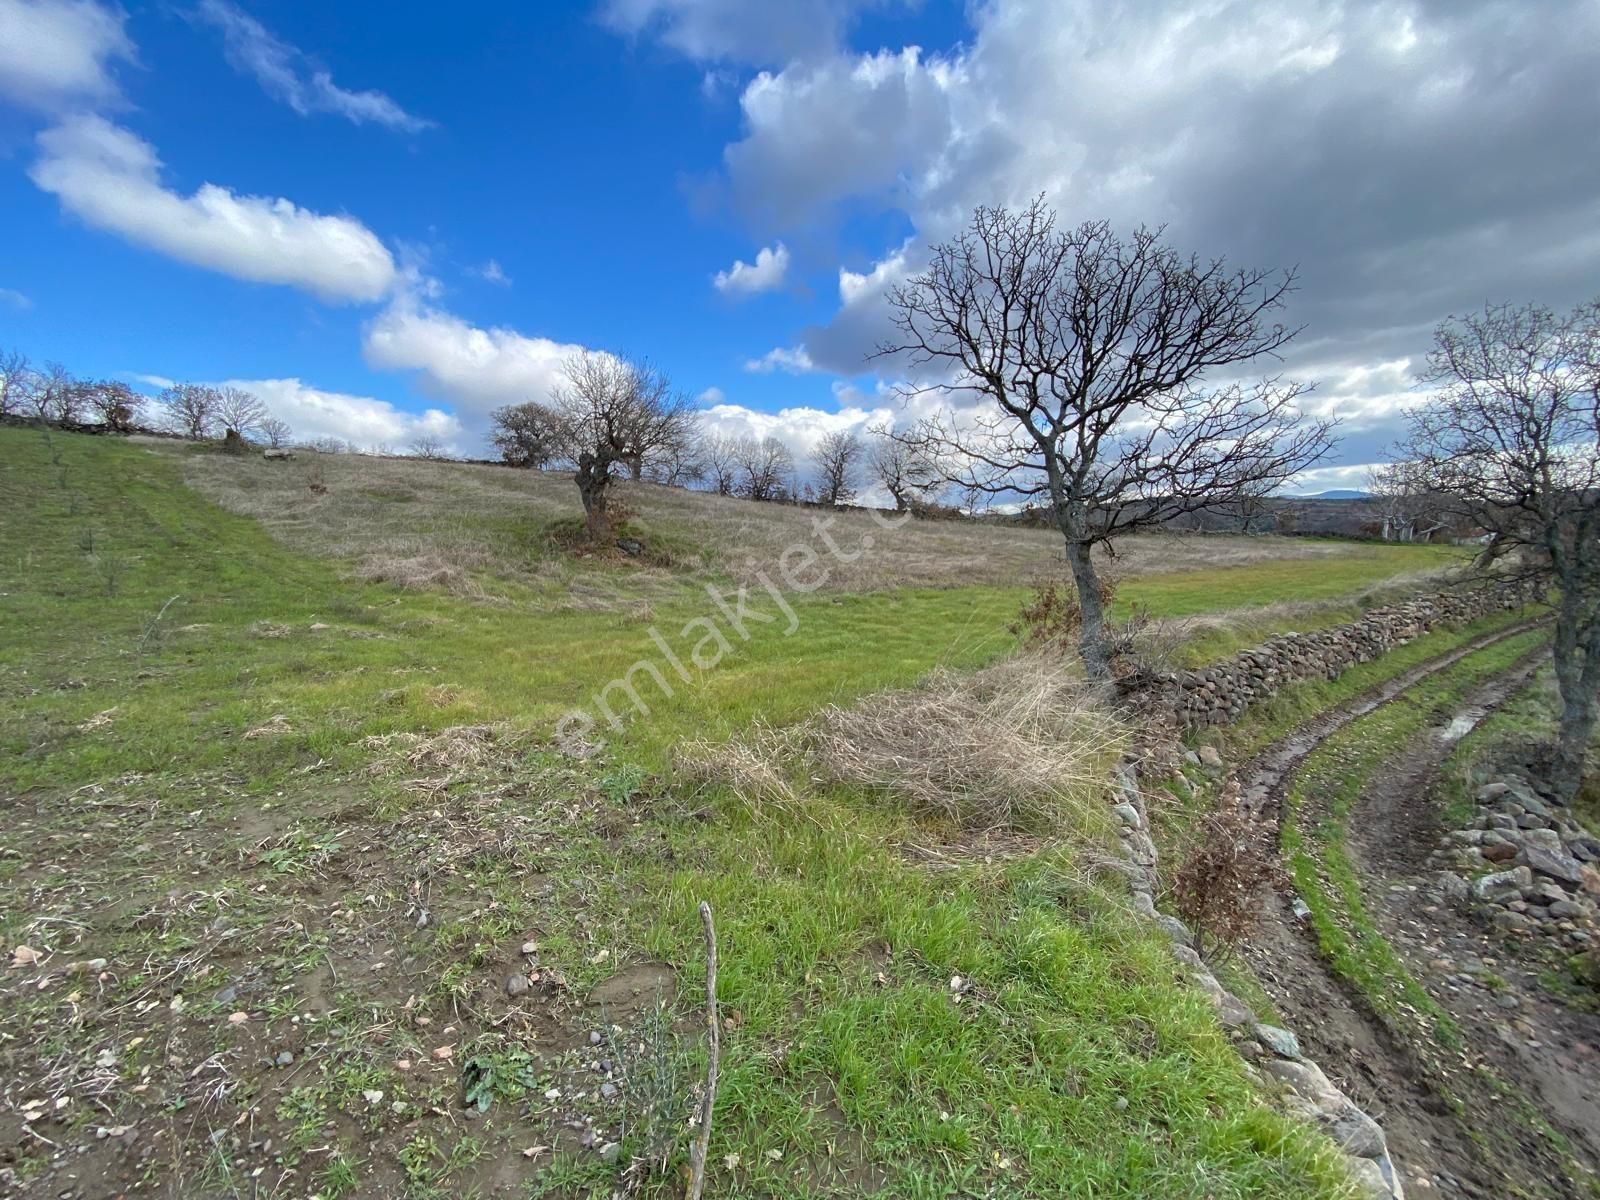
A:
[700,431,741,495]
[25,361,72,423]
[1367,460,1446,542]
[0,349,36,418]
[84,380,144,431]
[161,383,223,439]
[1231,478,1277,535]
[216,386,268,439]
[733,434,794,501]
[550,351,691,541]
[260,416,293,448]
[814,429,863,506]
[1402,299,1600,800]
[610,359,696,481]
[409,433,448,459]
[881,199,1335,678]
[490,401,564,468]
[645,424,706,487]
[866,424,940,512]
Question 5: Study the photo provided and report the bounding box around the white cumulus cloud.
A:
[192,0,432,133]
[743,345,814,374]
[219,377,460,452]
[0,0,134,113]
[712,241,789,296]
[362,297,600,416]
[29,116,400,303]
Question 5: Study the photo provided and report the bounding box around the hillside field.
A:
[0,428,1463,1199]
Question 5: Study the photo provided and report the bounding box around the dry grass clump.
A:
[361,723,512,775]
[675,723,811,823]
[679,658,1126,834]
[807,657,1126,833]
[356,552,486,596]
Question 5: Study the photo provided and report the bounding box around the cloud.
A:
[29,115,400,303]
[704,0,1600,470]
[712,241,789,296]
[192,0,432,132]
[743,345,813,374]
[470,258,512,286]
[724,48,957,229]
[362,297,599,416]
[218,377,460,451]
[599,0,895,66]
[698,395,888,461]
[0,287,33,311]
[695,385,725,405]
[0,0,135,112]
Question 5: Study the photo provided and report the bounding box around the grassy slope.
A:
[0,428,1473,1197]
[4,431,1455,787]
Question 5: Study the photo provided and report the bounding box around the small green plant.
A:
[460,1038,539,1112]
[598,762,648,804]
[604,1000,695,1175]
[257,828,342,875]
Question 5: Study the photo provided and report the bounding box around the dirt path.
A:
[1234,622,1600,1198]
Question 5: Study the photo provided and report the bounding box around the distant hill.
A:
[1304,489,1372,500]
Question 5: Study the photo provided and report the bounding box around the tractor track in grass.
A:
[1227,619,1600,1199]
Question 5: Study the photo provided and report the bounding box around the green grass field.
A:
[0,427,1465,1198]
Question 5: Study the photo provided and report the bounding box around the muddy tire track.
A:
[1229,620,1600,1198]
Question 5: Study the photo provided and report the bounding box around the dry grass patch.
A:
[808,656,1127,833]
[682,656,1127,835]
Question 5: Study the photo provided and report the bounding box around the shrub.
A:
[1169,792,1280,962]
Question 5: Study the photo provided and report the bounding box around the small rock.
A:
[600,1082,619,1101]
[599,1141,622,1164]
[521,940,539,955]
[1113,803,1141,828]
[1197,746,1224,770]
[506,974,530,997]
[1323,1103,1387,1159]
[1254,1023,1301,1060]
[1472,866,1531,902]
[274,1051,294,1067]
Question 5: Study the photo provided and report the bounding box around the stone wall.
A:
[1177,584,1534,727]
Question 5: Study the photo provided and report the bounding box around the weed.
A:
[461,1037,540,1113]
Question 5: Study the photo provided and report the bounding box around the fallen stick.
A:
[687,901,719,1200]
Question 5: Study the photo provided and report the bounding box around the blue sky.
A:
[3,0,1599,490]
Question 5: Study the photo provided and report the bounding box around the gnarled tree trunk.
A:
[575,452,612,542]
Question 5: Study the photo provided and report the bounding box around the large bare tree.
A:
[490,401,563,468]
[866,423,940,512]
[551,352,693,540]
[881,199,1336,678]
[217,386,268,439]
[0,349,36,418]
[84,380,144,431]
[813,429,864,506]
[1367,460,1447,542]
[732,434,794,502]
[161,383,223,439]
[700,432,741,496]
[1402,299,1600,800]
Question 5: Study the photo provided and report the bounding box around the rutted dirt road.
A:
[1233,622,1600,1199]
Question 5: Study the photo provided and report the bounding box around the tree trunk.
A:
[1550,594,1599,802]
[575,453,612,542]
[1064,538,1113,681]
[627,456,644,482]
